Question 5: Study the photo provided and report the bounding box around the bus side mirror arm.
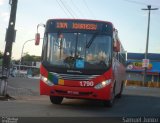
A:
[35,23,45,46]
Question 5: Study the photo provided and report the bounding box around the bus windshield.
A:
[45,32,112,70]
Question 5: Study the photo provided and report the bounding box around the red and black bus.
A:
[38,19,126,107]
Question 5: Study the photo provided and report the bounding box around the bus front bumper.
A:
[40,81,113,101]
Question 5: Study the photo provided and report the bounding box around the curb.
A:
[0,94,15,101]
[0,96,7,100]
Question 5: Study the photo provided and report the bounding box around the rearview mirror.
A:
[35,33,40,45]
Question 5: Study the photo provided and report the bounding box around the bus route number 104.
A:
[80,81,94,87]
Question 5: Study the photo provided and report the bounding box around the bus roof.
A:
[46,18,114,26]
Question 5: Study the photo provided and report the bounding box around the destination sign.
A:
[46,19,113,34]
[56,22,97,30]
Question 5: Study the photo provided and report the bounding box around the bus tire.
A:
[116,81,124,98]
[103,84,115,107]
[50,96,63,104]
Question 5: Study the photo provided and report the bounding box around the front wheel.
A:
[50,96,63,104]
[103,87,115,107]
[116,82,124,98]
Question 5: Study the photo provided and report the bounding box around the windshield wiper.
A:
[86,33,98,48]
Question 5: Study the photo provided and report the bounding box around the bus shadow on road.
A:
[52,94,160,117]
[57,96,123,109]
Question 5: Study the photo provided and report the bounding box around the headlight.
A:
[40,75,54,86]
[94,79,111,89]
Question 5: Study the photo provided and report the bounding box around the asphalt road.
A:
[0,77,160,119]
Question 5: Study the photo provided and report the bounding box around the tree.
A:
[21,53,41,65]
[21,53,41,76]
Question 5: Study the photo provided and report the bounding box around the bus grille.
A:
[50,72,100,81]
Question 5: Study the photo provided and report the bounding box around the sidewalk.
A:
[1,77,40,101]
[27,75,40,79]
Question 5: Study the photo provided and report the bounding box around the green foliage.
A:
[22,53,41,62]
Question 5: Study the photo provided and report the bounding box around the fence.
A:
[125,80,160,88]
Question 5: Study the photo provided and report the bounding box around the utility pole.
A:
[142,5,158,85]
[2,0,18,75]
[0,0,18,96]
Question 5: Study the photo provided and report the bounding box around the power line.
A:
[83,0,96,18]
[59,0,75,18]
[123,0,160,8]
[56,0,70,17]
[123,0,147,5]
[70,0,85,18]
[63,0,78,18]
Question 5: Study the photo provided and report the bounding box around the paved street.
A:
[0,77,160,118]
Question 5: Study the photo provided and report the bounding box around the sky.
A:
[0,0,160,60]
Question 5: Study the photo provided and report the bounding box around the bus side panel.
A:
[112,58,126,95]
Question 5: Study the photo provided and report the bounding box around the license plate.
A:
[67,91,79,95]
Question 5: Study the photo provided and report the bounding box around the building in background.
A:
[126,53,160,87]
